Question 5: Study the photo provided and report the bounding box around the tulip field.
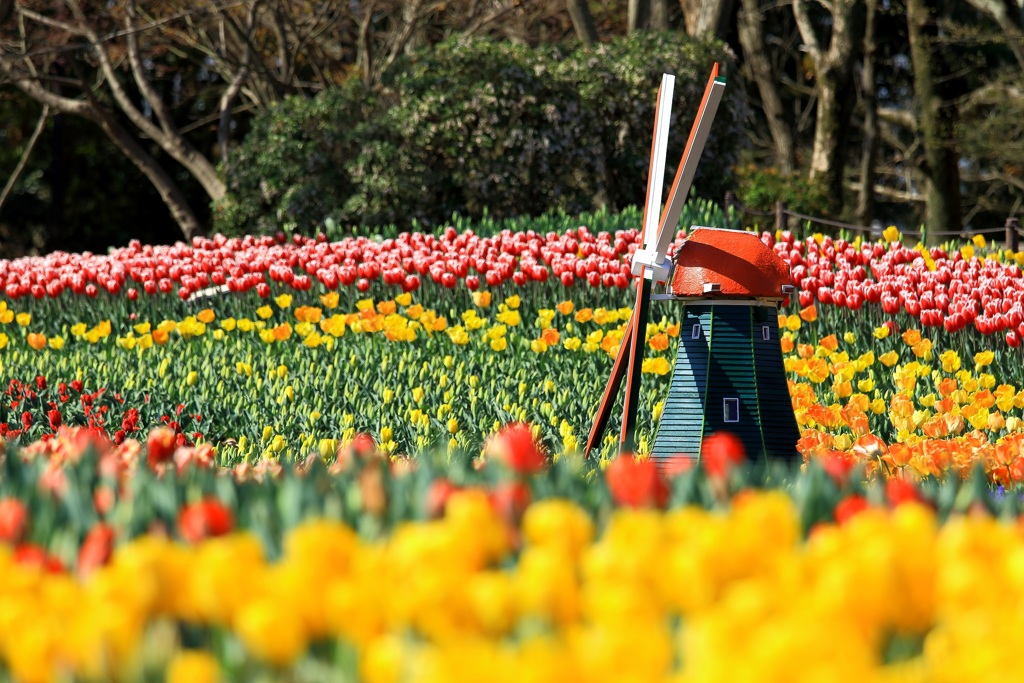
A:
[3,218,1024,681]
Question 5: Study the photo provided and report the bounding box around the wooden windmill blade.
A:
[584,64,727,458]
[652,65,727,266]
[631,63,727,285]
[583,73,675,458]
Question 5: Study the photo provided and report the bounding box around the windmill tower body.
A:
[586,66,802,467]
[650,228,801,469]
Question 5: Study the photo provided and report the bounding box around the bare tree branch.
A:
[791,0,822,63]
[0,105,49,216]
[125,0,179,135]
[878,106,917,130]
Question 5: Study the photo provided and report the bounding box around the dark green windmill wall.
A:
[751,307,802,459]
[651,307,711,458]
[651,303,801,465]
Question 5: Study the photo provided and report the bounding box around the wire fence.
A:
[724,194,1023,251]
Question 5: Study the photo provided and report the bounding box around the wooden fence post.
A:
[1006,217,1020,252]
[775,201,788,233]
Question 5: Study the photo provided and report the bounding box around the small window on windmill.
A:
[762,325,771,341]
[723,398,740,423]
[691,323,702,339]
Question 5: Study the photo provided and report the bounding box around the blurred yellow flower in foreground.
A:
[166,651,220,683]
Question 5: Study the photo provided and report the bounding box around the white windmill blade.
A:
[651,70,727,277]
[636,73,675,268]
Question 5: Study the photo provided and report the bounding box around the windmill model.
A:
[585,64,801,470]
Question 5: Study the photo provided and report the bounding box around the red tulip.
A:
[885,478,924,508]
[834,495,870,524]
[488,481,532,523]
[701,431,747,480]
[484,422,547,474]
[0,498,28,544]
[606,455,670,508]
[821,450,857,486]
[78,524,115,578]
[424,478,461,519]
[178,498,234,543]
[13,544,65,573]
[146,426,177,468]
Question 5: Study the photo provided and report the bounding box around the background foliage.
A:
[215,34,744,236]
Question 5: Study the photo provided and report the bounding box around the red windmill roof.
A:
[669,227,791,298]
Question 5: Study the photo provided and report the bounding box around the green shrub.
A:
[215,34,746,236]
[341,39,603,228]
[733,164,832,227]
[555,32,746,211]
[214,79,380,236]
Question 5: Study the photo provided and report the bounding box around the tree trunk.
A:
[566,0,599,44]
[628,0,650,31]
[793,0,865,213]
[856,0,879,226]
[737,0,795,172]
[650,0,670,30]
[679,0,735,38]
[808,72,857,213]
[907,0,962,244]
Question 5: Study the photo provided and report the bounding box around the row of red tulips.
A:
[0,227,655,302]
[771,231,1024,344]
[3,225,1024,343]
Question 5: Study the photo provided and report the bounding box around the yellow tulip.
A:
[235,600,307,666]
[166,650,220,683]
[879,351,899,367]
[321,292,341,309]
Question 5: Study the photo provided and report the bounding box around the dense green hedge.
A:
[215,34,746,236]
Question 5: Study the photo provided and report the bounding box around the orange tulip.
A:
[272,323,293,341]
[26,332,46,350]
[901,329,922,346]
[541,327,560,346]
